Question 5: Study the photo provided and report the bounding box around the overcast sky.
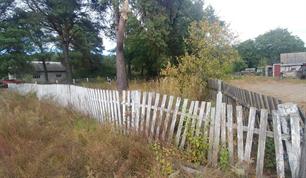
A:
[205,0,306,43]
[103,0,306,53]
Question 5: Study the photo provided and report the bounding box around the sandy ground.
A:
[228,77,306,112]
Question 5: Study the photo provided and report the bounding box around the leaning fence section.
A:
[208,79,283,113]
[8,83,304,178]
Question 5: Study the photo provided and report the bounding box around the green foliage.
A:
[162,20,238,99]
[0,7,33,78]
[237,28,306,68]
[219,146,230,170]
[236,39,260,68]
[232,58,247,72]
[264,138,276,170]
[151,143,174,176]
[186,129,209,164]
[125,6,169,79]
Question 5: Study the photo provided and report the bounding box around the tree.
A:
[255,28,305,64]
[25,0,87,83]
[237,28,306,68]
[115,0,129,90]
[70,19,104,78]
[0,4,32,78]
[20,11,52,83]
[163,20,238,99]
[236,40,260,68]
[125,0,169,79]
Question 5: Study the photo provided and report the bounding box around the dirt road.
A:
[229,77,306,111]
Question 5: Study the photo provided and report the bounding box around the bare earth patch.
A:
[228,77,306,112]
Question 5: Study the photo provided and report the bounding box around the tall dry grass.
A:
[0,91,160,178]
[0,91,237,178]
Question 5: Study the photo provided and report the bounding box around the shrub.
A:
[161,20,239,100]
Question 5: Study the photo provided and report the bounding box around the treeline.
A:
[234,28,306,71]
[2,0,305,89]
[0,0,223,82]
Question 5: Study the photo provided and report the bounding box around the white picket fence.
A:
[8,83,304,178]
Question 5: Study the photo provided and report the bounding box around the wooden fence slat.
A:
[264,95,271,112]
[221,103,226,145]
[244,107,256,162]
[175,99,188,147]
[259,94,265,109]
[180,101,195,149]
[98,89,104,123]
[112,90,118,126]
[134,91,141,131]
[248,91,253,107]
[227,104,234,164]
[93,89,99,120]
[151,93,160,137]
[111,90,116,123]
[102,90,107,120]
[140,92,147,133]
[156,95,167,139]
[161,95,174,141]
[131,91,136,129]
[122,90,127,131]
[127,91,131,129]
[279,109,295,177]
[105,90,111,122]
[145,92,153,136]
[272,110,285,178]
[278,104,301,178]
[99,90,104,122]
[190,101,199,136]
[203,102,211,137]
[212,91,223,166]
[195,101,206,136]
[97,89,102,121]
[92,89,98,119]
[168,97,181,142]
[115,91,121,127]
[89,89,94,118]
[208,107,216,162]
[236,105,244,163]
[256,109,268,178]
[290,111,301,177]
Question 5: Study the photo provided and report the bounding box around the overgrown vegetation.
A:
[0,92,153,177]
[0,91,238,177]
[161,20,238,100]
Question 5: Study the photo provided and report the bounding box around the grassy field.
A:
[0,91,237,178]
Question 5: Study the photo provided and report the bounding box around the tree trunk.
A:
[39,46,49,83]
[115,0,128,90]
[41,59,49,83]
[63,43,73,84]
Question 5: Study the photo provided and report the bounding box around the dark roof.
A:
[31,61,66,72]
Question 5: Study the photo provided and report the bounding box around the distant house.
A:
[31,61,66,83]
[272,52,306,78]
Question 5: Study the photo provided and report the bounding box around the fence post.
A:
[278,103,301,178]
[299,118,306,177]
[212,91,222,166]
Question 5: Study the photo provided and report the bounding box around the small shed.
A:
[31,61,67,83]
[273,52,306,78]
